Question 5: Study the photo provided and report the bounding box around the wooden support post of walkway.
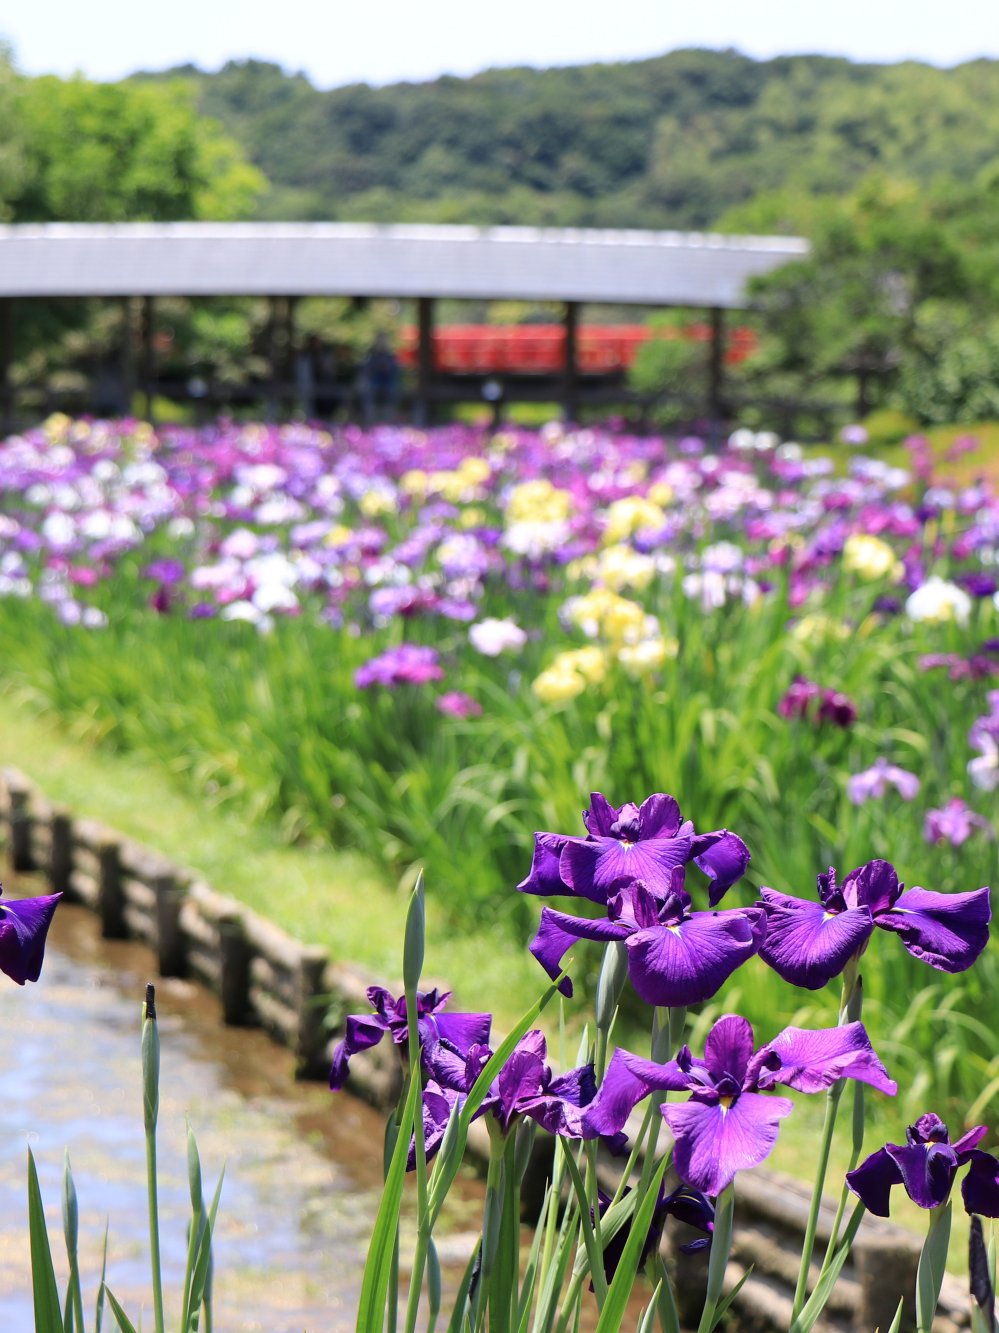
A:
[562,300,579,423]
[708,305,726,426]
[416,296,435,427]
[139,295,156,423]
[0,298,13,435]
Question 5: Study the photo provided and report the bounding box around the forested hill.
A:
[140,49,999,230]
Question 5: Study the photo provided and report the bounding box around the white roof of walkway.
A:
[0,222,808,308]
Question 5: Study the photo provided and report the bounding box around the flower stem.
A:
[916,1201,953,1333]
[791,961,860,1320]
[141,987,166,1333]
[696,1183,734,1333]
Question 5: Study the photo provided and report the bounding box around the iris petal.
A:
[690,831,752,904]
[886,1141,959,1209]
[662,1091,794,1196]
[329,1013,388,1090]
[962,1150,999,1218]
[0,891,61,985]
[756,1021,897,1095]
[561,835,693,902]
[759,889,874,989]
[529,906,631,996]
[846,1146,904,1217]
[625,910,763,1008]
[582,1048,690,1138]
[875,885,991,973]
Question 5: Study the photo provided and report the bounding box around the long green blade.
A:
[28,1149,64,1333]
[357,1065,422,1333]
[101,1286,141,1333]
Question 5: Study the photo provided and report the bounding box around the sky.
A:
[3,0,998,88]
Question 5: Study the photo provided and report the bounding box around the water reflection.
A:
[0,898,483,1332]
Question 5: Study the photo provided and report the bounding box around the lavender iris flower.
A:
[329,985,491,1091]
[517,792,750,908]
[0,886,61,985]
[759,859,991,990]
[847,1113,999,1217]
[923,799,994,846]
[529,872,764,1007]
[584,1014,897,1196]
[846,758,920,805]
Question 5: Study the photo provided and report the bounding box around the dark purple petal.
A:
[497,1046,547,1127]
[329,1013,388,1090]
[755,1021,897,1096]
[703,1015,756,1085]
[842,860,902,914]
[887,1141,959,1209]
[954,1126,990,1160]
[759,889,874,989]
[547,1064,598,1109]
[583,793,621,837]
[846,1146,904,1217]
[0,891,61,985]
[662,1091,794,1195]
[962,1150,999,1218]
[433,1010,493,1053]
[529,906,631,996]
[637,793,683,839]
[875,886,991,973]
[560,836,693,903]
[626,909,763,1007]
[423,1037,474,1091]
[525,1065,598,1137]
[582,1048,691,1138]
[690,831,752,904]
[517,831,576,895]
[410,1082,461,1168]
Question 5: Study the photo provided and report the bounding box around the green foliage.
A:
[895,303,999,425]
[860,408,919,446]
[6,73,264,222]
[140,51,999,231]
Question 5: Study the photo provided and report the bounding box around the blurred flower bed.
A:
[1,413,996,1121]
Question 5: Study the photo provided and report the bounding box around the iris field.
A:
[0,413,996,1128]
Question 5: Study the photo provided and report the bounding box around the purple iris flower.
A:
[0,886,61,985]
[424,1029,597,1139]
[529,872,765,1007]
[517,792,750,909]
[329,985,491,1091]
[583,1015,896,1196]
[354,644,445,689]
[759,859,991,990]
[778,677,857,728]
[847,1114,999,1218]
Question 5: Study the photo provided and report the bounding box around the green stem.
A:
[472,1124,508,1333]
[696,1183,734,1333]
[141,989,166,1333]
[790,960,861,1319]
[916,1201,953,1333]
[403,975,429,1333]
[638,1007,685,1197]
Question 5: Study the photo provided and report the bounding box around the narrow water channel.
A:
[0,896,484,1332]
